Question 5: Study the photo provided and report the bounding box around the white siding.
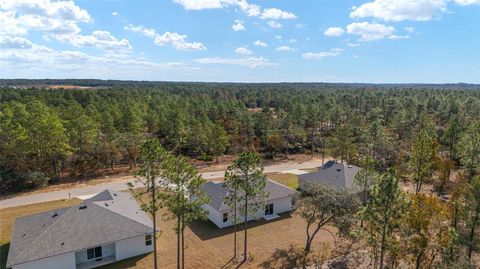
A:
[115,235,153,261]
[204,195,293,228]
[12,252,75,269]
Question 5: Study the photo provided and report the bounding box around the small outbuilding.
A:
[201,179,296,228]
[6,190,154,269]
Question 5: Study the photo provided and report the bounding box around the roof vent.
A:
[348,165,352,168]
[104,203,109,207]
[79,205,87,210]
[52,212,58,218]
[22,233,26,237]
[336,169,341,172]
[113,193,117,196]
[61,242,64,246]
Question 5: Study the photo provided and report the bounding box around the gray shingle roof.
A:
[202,179,296,212]
[299,160,361,191]
[6,190,153,267]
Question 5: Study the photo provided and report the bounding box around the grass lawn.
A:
[0,195,336,269]
[267,173,299,190]
[0,199,81,269]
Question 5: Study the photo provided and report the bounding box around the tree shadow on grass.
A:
[189,212,292,241]
[0,243,10,269]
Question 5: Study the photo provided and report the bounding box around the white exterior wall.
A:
[204,195,293,229]
[269,196,293,214]
[115,234,153,261]
[201,204,230,228]
[12,252,75,269]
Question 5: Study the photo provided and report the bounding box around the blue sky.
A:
[0,0,479,83]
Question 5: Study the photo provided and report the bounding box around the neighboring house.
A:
[298,160,361,192]
[6,190,154,269]
[201,179,296,228]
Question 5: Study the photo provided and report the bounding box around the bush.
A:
[28,171,49,188]
[198,153,214,162]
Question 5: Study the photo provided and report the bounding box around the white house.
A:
[201,179,296,228]
[6,190,154,269]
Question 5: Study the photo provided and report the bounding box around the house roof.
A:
[202,179,296,212]
[298,160,361,191]
[6,190,153,267]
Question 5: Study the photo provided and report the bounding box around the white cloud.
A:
[404,27,415,33]
[194,56,274,68]
[289,38,298,43]
[0,0,91,36]
[0,39,194,79]
[254,40,268,47]
[125,24,206,51]
[302,48,344,60]
[155,32,206,51]
[0,36,32,49]
[235,46,252,55]
[261,8,297,19]
[350,0,447,21]
[347,43,360,47]
[353,55,359,58]
[389,35,410,39]
[455,0,480,5]
[324,27,344,36]
[56,30,131,50]
[232,20,245,31]
[112,11,119,16]
[0,0,130,50]
[124,24,157,38]
[276,45,294,51]
[267,20,282,29]
[275,35,282,40]
[174,0,260,16]
[346,22,395,41]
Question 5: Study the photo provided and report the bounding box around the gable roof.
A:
[6,190,153,267]
[202,179,296,212]
[299,160,361,191]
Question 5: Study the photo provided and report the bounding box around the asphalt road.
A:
[0,159,323,209]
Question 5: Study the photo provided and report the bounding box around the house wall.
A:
[204,195,293,229]
[75,243,115,264]
[115,234,153,261]
[12,252,76,269]
[201,204,229,228]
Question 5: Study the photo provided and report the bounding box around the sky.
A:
[0,0,479,83]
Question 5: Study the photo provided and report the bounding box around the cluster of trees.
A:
[1,82,479,193]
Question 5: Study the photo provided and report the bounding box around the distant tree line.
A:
[1,82,479,193]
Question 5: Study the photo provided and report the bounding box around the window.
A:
[145,234,152,246]
[87,246,102,260]
[223,212,228,223]
[265,203,274,215]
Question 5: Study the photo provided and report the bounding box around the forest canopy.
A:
[1,81,479,193]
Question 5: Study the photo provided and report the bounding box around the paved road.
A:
[0,159,323,209]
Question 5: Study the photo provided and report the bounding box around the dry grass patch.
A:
[0,199,81,269]
[267,173,299,190]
